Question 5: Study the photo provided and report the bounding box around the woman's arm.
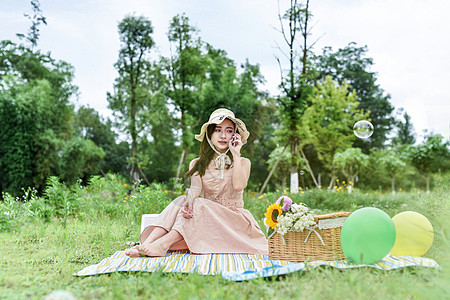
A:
[231,156,251,192]
[228,133,251,192]
[182,159,202,218]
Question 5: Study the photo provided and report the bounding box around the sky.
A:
[1,0,449,142]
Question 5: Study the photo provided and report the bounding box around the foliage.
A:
[16,0,47,49]
[406,134,450,192]
[391,108,416,146]
[378,150,407,193]
[357,149,419,192]
[59,137,106,185]
[333,147,369,192]
[302,76,368,182]
[0,41,77,195]
[313,42,395,151]
[107,14,155,184]
[166,13,205,176]
[274,0,315,193]
[74,106,130,178]
[267,145,292,188]
[407,134,450,175]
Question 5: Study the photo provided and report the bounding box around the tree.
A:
[274,0,315,193]
[107,15,155,186]
[378,150,406,194]
[16,0,47,49]
[74,106,130,177]
[0,76,68,194]
[333,148,369,193]
[392,108,415,146]
[407,134,450,192]
[0,39,78,195]
[166,14,207,180]
[59,137,106,184]
[138,60,178,183]
[266,145,292,189]
[313,42,395,152]
[302,76,368,188]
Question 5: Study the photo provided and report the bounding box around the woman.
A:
[125,108,268,257]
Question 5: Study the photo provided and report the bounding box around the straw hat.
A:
[195,108,250,144]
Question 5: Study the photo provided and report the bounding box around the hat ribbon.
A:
[205,134,231,179]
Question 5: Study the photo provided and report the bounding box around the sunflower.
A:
[264,203,282,229]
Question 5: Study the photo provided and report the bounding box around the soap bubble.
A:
[353,120,374,139]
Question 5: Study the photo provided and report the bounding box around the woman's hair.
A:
[185,119,236,178]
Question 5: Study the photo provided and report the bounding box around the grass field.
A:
[0,175,449,299]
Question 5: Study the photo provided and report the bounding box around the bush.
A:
[0,188,40,231]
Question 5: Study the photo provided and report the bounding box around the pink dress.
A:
[139,159,268,255]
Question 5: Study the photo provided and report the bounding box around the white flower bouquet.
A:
[264,196,316,237]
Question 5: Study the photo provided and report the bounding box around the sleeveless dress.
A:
[139,159,268,255]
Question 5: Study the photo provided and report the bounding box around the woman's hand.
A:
[181,199,194,218]
[229,133,243,157]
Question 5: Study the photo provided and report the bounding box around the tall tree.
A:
[392,108,415,146]
[313,42,395,152]
[167,14,206,179]
[302,76,368,188]
[107,15,155,186]
[138,59,178,183]
[274,0,315,193]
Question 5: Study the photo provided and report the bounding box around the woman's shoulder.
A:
[240,156,250,162]
[236,157,251,166]
[189,158,200,168]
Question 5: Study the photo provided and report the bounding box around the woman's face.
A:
[211,119,235,153]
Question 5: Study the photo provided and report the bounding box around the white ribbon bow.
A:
[304,225,325,246]
[206,134,231,179]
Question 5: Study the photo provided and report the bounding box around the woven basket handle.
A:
[313,211,352,223]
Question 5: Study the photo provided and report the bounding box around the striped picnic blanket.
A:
[73,250,439,281]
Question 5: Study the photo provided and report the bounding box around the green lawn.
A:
[0,178,449,299]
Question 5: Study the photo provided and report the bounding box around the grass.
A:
[0,175,449,299]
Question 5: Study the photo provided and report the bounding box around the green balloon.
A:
[340,207,396,264]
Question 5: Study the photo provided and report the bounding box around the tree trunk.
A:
[328,174,336,191]
[176,109,187,179]
[391,176,396,195]
[290,139,299,193]
[426,174,430,193]
[130,94,140,186]
[259,142,289,195]
[299,147,319,187]
[139,167,151,186]
[175,148,186,180]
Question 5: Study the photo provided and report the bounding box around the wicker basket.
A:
[268,212,351,262]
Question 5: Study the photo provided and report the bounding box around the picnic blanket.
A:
[74,250,439,281]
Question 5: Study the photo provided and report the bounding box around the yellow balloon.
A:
[390,211,434,256]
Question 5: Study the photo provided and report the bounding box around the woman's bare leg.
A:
[125,227,169,257]
[136,230,183,257]
[142,227,168,244]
